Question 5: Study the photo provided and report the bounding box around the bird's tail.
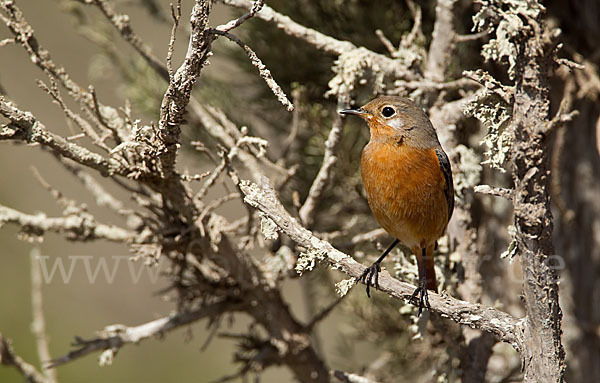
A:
[415,244,438,292]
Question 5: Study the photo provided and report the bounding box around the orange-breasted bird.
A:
[340,96,454,315]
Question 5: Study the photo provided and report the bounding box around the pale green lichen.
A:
[326,48,386,98]
[473,0,544,80]
[453,144,482,197]
[464,91,512,172]
[261,245,295,287]
[259,212,279,240]
[295,248,327,275]
[335,278,356,297]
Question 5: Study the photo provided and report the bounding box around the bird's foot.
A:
[358,262,381,298]
[410,279,431,316]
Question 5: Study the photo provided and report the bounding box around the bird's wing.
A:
[434,148,454,222]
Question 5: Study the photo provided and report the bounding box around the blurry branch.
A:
[0,334,48,383]
[391,78,477,93]
[332,370,381,383]
[305,296,345,332]
[426,0,456,82]
[0,204,138,243]
[474,184,514,201]
[220,0,417,80]
[56,157,126,213]
[299,93,348,227]
[220,0,354,55]
[37,79,111,152]
[83,0,170,79]
[48,300,244,368]
[30,249,57,383]
[214,0,264,33]
[240,178,523,351]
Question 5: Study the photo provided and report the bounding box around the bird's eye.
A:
[381,106,396,118]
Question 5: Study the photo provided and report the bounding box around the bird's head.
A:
[340,96,439,149]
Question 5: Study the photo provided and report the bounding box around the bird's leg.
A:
[358,239,399,298]
[410,247,431,316]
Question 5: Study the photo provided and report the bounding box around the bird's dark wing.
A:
[435,148,454,221]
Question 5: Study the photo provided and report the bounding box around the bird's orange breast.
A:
[361,141,449,248]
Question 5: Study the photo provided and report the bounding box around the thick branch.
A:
[157,0,212,175]
[240,178,523,351]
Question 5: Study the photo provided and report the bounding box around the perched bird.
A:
[340,96,454,314]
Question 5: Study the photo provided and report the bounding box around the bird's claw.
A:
[358,263,381,298]
[410,280,431,316]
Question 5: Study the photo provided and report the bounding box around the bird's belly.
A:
[361,144,448,248]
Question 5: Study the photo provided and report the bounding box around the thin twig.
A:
[332,370,382,383]
[87,0,170,79]
[214,0,264,33]
[209,29,294,111]
[474,185,514,201]
[0,334,48,383]
[305,295,346,332]
[167,0,182,79]
[30,248,57,383]
[0,98,122,176]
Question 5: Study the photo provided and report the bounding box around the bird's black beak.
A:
[339,107,370,118]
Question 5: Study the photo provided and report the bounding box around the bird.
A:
[340,96,454,315]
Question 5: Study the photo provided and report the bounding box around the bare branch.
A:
[0,0,128,140]
[240,178,523,350]
[85,0,170,80]
[48,300,243,368]
[0,98,121,176]
[332,370,381,383]
[57,157,125,212]
[474,184,514,201]
[30,249,57,383]
[167,0,182,79]
[0,334,48,383]
[214,0,264,33]
[220,0,416,81]
[426,0,457,82]
[157,0,212,175]
[209,29,294,111]
[0,204,137,243]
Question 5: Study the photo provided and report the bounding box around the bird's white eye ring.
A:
[381,106,396,118]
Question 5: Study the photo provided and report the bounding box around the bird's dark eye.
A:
[381,106,396,118]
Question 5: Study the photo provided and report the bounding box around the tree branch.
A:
[0,334,48,383]
[48,300,244,368]
[240,177,523,351]
[0,204,137,243]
